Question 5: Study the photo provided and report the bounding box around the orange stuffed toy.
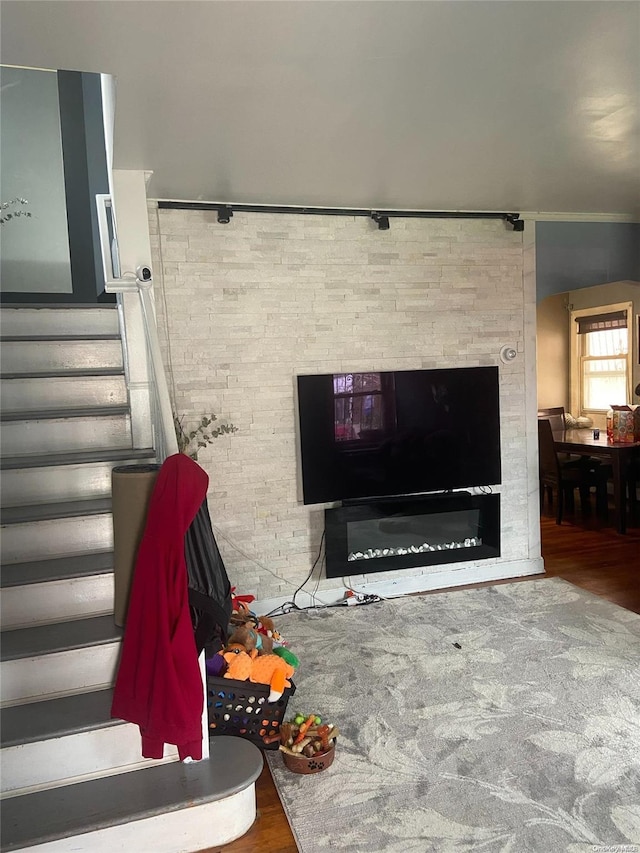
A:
[249,652,295,702]
[222,646,295,702]
[220,643,253,681]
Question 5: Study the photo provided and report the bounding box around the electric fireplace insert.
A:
[325,492,500,578]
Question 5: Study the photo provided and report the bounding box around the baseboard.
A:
[254,557,544,615]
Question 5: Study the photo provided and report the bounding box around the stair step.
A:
[1,616,122,706]
[0,446,155,471]
[1,498,112,525]
[1,615,121,663]
[1,552,113,588]
[0,305,119,338]
[1,454,155,506]
[1,722,177,798]
[1,413,132,455]
[1,405,130,422]
[1,553,115,630]
[1,340,123,374]
[1,367,125,380]
[0,334,121,342]
[0,373,127,412]
[1,573,113,630]
[2,688,115,747]
[0,689,180,797]
[0,513,113,565]
[0,737,263,853]
[1,641,121,707]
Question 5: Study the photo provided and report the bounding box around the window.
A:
[571,304,631,416]
[333,373,389,441]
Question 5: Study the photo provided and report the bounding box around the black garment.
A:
[184,497,232,656]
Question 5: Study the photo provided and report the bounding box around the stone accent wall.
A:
[149,206,540,604]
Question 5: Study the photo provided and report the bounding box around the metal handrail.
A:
[96,193,178,461]
[137,279,179,460]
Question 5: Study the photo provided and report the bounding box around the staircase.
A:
[0,304,262,852]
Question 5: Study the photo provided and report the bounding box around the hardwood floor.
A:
[539,511,640,613]
[204,508,640,853]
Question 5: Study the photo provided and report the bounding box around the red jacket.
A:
[111,453,207,760]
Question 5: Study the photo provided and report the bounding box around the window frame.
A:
[570,301,632,418]
[332,372,396,444]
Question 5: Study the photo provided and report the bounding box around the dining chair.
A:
[537,406,566,432]
[537,407,585,466]
[627,454,639,521]
[538,418,611,525]
[538,406,604,469]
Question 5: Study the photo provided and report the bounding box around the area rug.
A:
[267,578,640,853]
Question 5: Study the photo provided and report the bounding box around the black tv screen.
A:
[297,366,501,505]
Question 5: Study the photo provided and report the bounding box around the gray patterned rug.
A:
[267,578,640,853]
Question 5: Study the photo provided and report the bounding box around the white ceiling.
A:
[2,1,639,216]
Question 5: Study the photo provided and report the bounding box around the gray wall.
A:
[0,67,72,293]
[536,221,640,303]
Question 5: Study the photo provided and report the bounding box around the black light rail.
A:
[157,201,524,230]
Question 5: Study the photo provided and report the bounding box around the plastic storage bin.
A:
[207,675,296,749]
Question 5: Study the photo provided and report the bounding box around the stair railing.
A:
[97,193,209,762]
[96,194,178,461]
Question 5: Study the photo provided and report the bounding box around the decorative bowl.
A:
[281,742,335,775]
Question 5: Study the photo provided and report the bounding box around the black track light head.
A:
[217,206,233,224]
[371,212,390,230]
[505,214,524,232]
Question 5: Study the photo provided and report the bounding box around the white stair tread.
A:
[0,303,117,308]
[0,736,263,852]
[0,334,121,342]
[1,615,122,662]
[1,498,112,525]
[0,446,155,471]
[1,688,117,747]
[1,405,130,422]
[1,551,113,588]
[1,367,124,379]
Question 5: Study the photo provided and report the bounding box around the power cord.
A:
[211,523,302,593]
[265,531,326,618]
[343,575,387,605]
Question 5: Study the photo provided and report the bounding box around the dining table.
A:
[552,428,640,534]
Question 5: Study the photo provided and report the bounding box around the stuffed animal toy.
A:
[230,588,258,628]
[256,615,287,648]
[220,643,253,681]
[272,646,299,669]
[228,624,274,655]
[206,653,227,677]
[221,646,296,702]
[249,652,296,702]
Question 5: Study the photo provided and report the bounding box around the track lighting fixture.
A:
[217,206,233,224]
[160,202,526,232]
[505,214,524,232]
[371,212,390,230]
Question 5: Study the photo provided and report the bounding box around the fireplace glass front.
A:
[325,493,500,578]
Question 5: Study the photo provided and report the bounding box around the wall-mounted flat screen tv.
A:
[297,366,501,505]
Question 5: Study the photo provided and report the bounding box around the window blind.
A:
[575,310,627,334]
